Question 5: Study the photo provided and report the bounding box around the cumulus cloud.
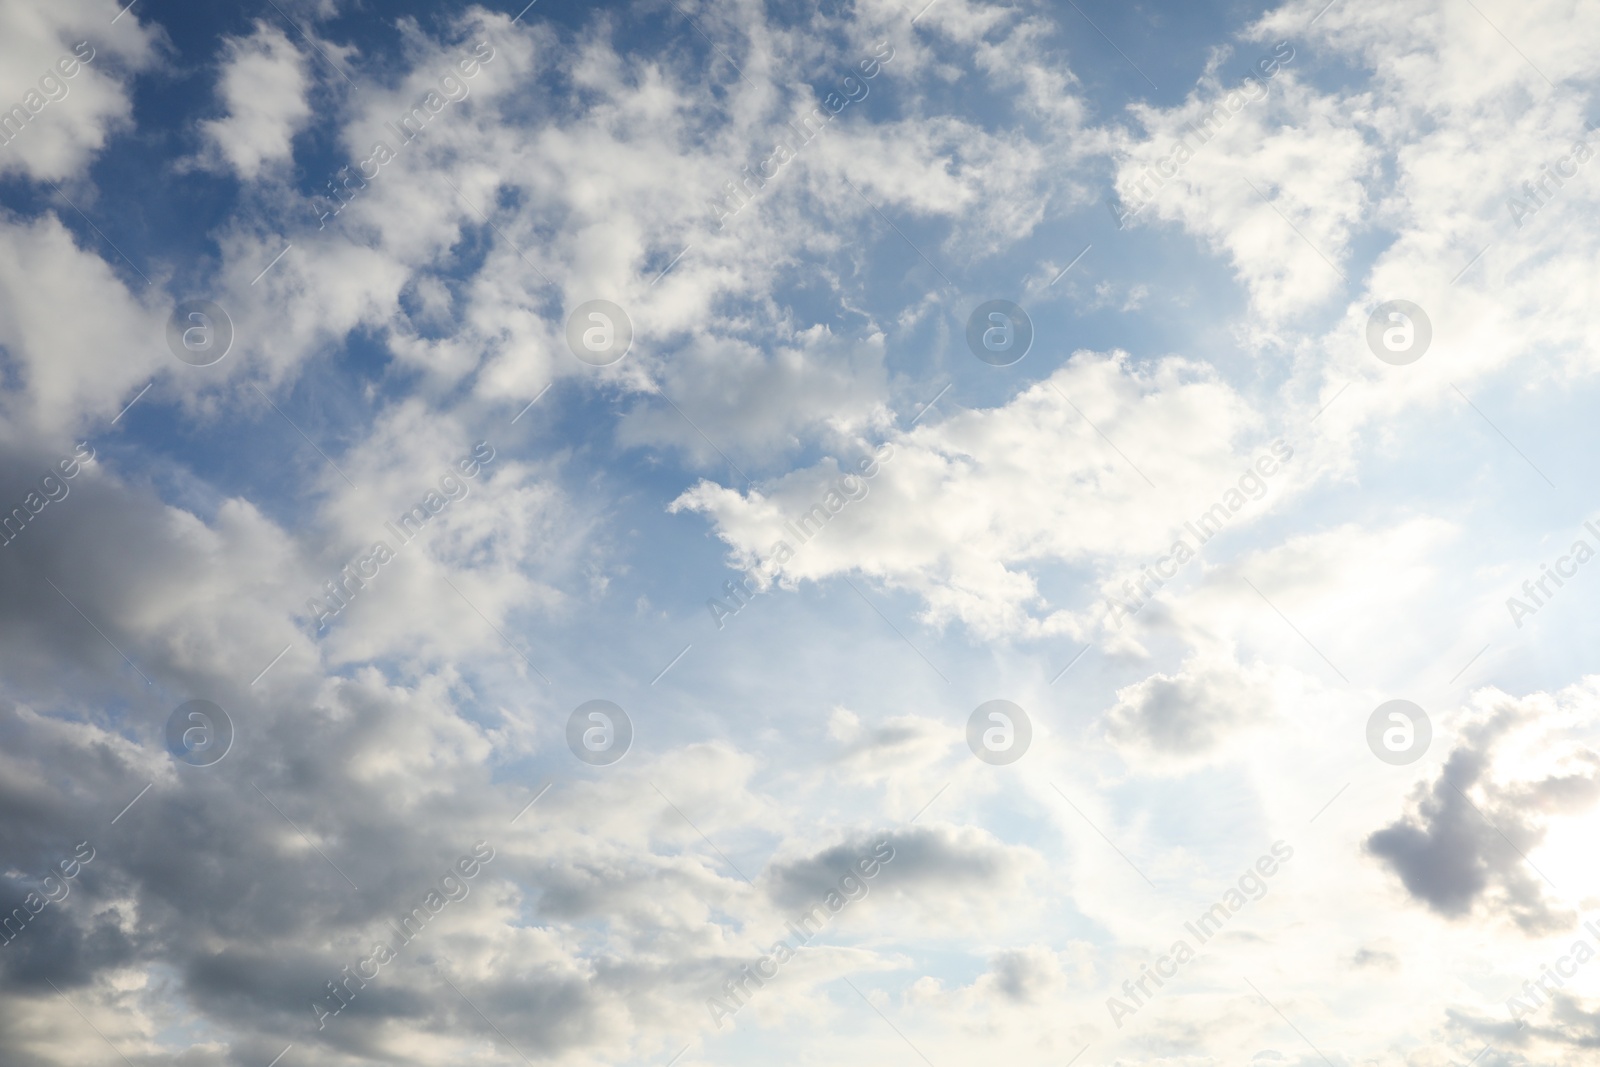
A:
[0,215,165,440]
[673,351,1273,639]
[196,22,312,180]
[765,824,1032,916]
[1113,43,1373,319]
[8,0,1600,1065]
[981,945,1067,1004]
[1104,653,1280,760]
[0,0,158,182]
[1368,685,1600,933]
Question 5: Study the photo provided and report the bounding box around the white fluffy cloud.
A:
[9,0,1600,1064]
[1105,653,1283,761]
[1113,50,1374,319]
[197,22,312,180]
[0,214,165,440]
[674,350,1275,639]
[0,0,158,182]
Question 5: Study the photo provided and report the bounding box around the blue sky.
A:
[4,0,1600,1065]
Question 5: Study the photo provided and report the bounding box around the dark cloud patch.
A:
[1448,993,1600,1062]
[1366,697,1600,933]
[987,946,1058,1003]
[1351,945,1398,969]
[764,824,1026,913]
[1105,657,1276,758]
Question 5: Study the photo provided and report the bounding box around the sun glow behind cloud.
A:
[2,0,1600,1065]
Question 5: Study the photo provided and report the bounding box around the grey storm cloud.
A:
[1366,697,1600,933]
[986,946,1060,1003]
[763,824,1029,913]
[1104,658,1276,757]
[0,435,603,1059]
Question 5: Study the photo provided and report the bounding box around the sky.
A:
[2,0,1600,1064]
